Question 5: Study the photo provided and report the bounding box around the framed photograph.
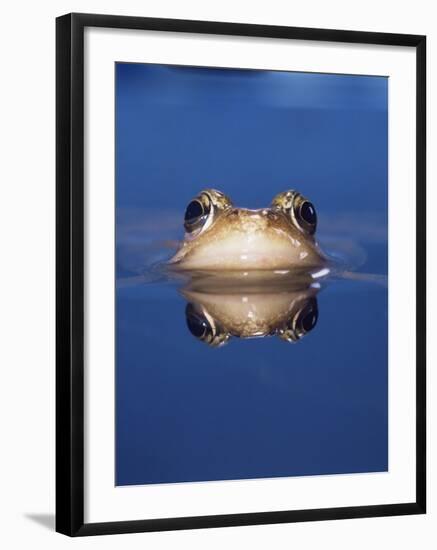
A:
[56,13,426,536]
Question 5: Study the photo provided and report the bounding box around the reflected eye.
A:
[295,298,318,335]
[186,303,211,340]
[278,297,318,343]
[185,303,229,347]
[295,199,317,235]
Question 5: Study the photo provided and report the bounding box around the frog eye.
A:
[271,190,317,236]
[295,298,318,335]
[295,199,317,235]
[184,198,211,234]
[183,189,233,236]
[278,297,318,342]
[185,303,229,347]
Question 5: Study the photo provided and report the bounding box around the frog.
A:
[168,189,326,271]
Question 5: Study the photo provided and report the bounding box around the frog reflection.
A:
[169,189,326,271]
[182,284,319,347]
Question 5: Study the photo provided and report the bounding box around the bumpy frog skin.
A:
[168,189,326,271]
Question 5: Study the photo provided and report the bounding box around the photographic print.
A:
[115,62,388,486]
[56,13,426,535]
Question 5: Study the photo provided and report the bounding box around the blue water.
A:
[115,63,388,486]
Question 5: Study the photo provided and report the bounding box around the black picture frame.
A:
[56,12,426,537]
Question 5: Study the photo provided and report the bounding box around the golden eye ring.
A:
[271,190,317,236]
[183,189,233,237]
